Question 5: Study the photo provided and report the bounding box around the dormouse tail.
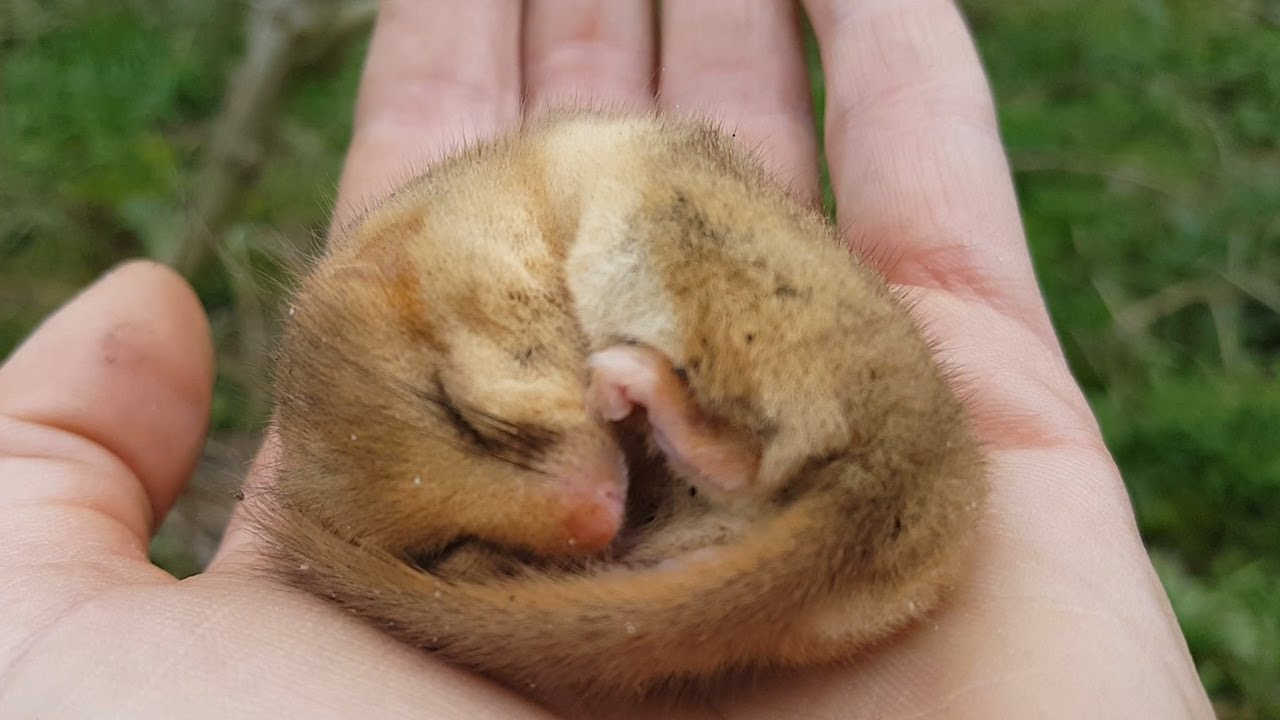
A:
[256,462,977,704]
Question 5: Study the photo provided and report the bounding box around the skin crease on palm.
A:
[0,1,1215,718]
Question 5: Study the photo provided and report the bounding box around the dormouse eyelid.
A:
[432,379,493,451]
[423,374,559,467]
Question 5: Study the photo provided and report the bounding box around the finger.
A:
[333,0,522,228]
[205,430,279,571]
[660,0,819,204]
[804,0,1055,341]
[0,261,213,559]
[524,0,655,113]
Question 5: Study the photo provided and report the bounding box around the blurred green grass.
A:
[2,1,1277,716]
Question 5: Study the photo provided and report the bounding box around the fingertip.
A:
[523,0,656,113]
[335,0,522,228]
[659,0,820,204]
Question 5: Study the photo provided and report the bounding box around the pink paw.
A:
[586,345,757,495]
[585,347,657,422]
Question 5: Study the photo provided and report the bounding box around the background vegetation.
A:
[2,1,1276,716]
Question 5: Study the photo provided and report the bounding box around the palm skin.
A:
[0,2,1212,718]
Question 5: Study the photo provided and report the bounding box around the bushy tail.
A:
[254,470,973,705]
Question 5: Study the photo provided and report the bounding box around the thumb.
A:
[0,260,213,572]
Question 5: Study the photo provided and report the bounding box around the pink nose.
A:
[557,440,628,553]
[563,484,626,553]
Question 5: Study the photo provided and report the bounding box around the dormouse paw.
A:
[586,345,759,496]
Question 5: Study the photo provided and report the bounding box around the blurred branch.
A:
[1104,271,1280,377]
[170,0,376,277]
[1221,270,1280,316]
[1209,295,1247,374]
[1092,274,1164,363]
[1216,234,1249,373]
[1011,151,1184,199]
[1228,0,1280,29]
[1110,278,1236,334]
[214,226,273,419]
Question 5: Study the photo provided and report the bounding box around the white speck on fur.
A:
[433,590,442,599]
[413,476,422,486]
[350,433,357,441]
[625,622,637,635]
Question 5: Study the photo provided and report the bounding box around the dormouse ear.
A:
[587,345,760,500]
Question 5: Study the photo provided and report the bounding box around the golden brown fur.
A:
[257,111,987,707]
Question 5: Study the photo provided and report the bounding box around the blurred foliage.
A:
[1,0,1277,716]
[1,0,364,429]
[962,1,1280,716]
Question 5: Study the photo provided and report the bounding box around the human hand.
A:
[0,2,1213,718]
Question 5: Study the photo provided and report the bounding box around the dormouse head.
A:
[272,238,627,560]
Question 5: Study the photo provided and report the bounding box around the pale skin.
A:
[0,1,1213,718]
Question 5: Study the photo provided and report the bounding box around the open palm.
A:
[0,2,1212,718]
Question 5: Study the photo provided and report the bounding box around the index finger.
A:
[804,0,1055,342]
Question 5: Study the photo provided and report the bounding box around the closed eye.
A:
[417,374,559,471]
[315,347,559,473]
